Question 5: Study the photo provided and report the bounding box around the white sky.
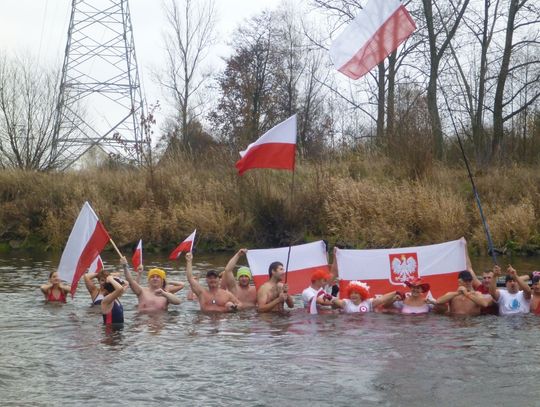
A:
[0,0,285,128]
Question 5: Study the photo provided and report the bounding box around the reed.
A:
[0,150,539,255]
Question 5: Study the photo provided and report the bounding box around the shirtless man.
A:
[529,274,540,315]
[185,252,240,312]
[433,270,490,316]
[221,248,257,309]
[123,260,181,312]
[257,261,294,313]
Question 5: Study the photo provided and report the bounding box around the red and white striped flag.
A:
[235,115,297,175]
[335,238,467,298]
[57,202,111,297]
[88,255,104,274]
[329,0,416,80]
[246,240,329,295]
[132,239,143,269]
[169,230,196,260]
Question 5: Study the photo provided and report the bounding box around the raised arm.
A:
[166,281,185,294]
[489,265,501,301]
[101,275,124,308]
[40,282,53,299]
[185,252,204,297]
[466,251,482,290]
[135,264,144,284]
[122,256,142,295]
[83,272,100,300]
[508,265,531,299]
[223,248,247,292]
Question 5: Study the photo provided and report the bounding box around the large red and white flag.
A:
[329,0,416,80]
[246,240,329,295]
[88,255,104,274]
[235,115,297,175]
[169,230,196,260]
[335,238,467,298]
[57,202,111,297]
[132,239,143,269]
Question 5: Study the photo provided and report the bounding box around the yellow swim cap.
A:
[147,268,166,280]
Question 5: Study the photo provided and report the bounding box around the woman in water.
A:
[101,274,125,325]
[332,280,399,313]
[40,271,70,303]
[393,277,433,314]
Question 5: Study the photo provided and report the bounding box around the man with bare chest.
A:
[123,262,181,312]
[434,270,491,316]
[185,252,240,312]
[257,261,294,313]
[221,248,257,309]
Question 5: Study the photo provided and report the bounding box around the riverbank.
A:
[1,150,539,256]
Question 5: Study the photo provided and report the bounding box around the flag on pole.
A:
[335,238,467,298]
[132,239,143,269]
[169,230,196,260]
[246,240,329,295]
[329,0,416,80]
[88,255,104,274]
[235,115,297,175]
[57,202,111,297]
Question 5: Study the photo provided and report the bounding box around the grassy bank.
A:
[1,149,539,256]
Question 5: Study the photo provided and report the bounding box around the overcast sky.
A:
[0,0,285,114]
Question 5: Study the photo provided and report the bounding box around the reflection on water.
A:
[1,253,540,406]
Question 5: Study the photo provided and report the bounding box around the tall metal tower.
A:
[52,0,146,169]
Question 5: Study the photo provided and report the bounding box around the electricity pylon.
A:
[52,0,146,169]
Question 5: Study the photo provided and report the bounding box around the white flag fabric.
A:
[236,115,297,175]
[169,230,196,260]
[88,255,104,274]
[57,202,110,297]
[329,0,416,80]
[336,238,467,298]
[246,240,329,295]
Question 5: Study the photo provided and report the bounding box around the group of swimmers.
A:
[40,248,540,324]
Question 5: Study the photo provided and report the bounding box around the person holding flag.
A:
[221,248,257,309]
[185,252,240,313]
[257,261,294,313]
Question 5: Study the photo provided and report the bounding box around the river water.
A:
[1,251,540,406]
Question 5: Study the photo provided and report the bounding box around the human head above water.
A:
[268,261,283,278]
[345,281,371,300]
[236,266,252,280]
[458,270,473,282]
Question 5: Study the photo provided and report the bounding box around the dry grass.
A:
[0,150,539,254]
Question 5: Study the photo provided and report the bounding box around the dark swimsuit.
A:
[103,300,124,324]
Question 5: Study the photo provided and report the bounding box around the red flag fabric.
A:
[57,202,111,297]
[132,239,143,269]
[335,238,467,299]
[246,241,328,295]
[329,0,416,80]
[235,115,296,175]
[169,230,196,260]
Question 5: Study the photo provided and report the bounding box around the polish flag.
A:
[169,230,196,260]
[329,0,416,80]
[88,255,104,274]
[335,238,467,298]
[246,240,329,295]
[235,115,297,175]
[132,239,143,269]
[57,202,111,297]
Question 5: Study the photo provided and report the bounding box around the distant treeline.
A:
[1,148,539,257]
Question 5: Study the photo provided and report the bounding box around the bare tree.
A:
[158,0,217,149]
[491,0,540,159]
[421,0,470,159]
[0,54,75,170]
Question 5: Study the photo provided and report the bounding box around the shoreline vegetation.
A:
[1,149,539,257]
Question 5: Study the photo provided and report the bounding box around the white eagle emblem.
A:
[389,253,419,285]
